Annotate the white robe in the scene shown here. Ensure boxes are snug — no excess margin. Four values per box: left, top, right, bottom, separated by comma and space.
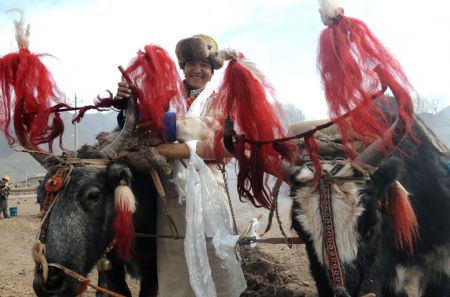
156, 82, 246, 297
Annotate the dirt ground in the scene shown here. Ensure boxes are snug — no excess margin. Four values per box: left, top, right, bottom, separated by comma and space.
0, 190, 318, 297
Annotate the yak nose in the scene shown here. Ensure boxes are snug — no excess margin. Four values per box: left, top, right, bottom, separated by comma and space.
33, 266, 64, 297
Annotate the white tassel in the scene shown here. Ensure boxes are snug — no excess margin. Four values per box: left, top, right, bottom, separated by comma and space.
7, 9, 30, 49
218, 48, 240, 61
318, 0, 343, 26
114, 184, 136, 213
219, 48, 268, 86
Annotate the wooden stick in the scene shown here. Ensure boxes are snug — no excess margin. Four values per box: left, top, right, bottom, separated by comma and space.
48, 263, 126, 297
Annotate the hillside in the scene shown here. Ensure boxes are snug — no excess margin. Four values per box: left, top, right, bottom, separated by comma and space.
2, 108, 450, 182
0, 111, 117, 181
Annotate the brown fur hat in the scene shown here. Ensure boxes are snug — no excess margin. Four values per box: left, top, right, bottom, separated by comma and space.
175, 34, 224, 70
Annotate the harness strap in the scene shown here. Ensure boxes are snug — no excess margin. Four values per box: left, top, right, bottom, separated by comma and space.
319, 179, 349, 296
149, 168, 180, 239
39, 165, 73, 242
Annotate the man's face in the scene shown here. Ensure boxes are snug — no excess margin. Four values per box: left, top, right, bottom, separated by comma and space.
183, 59, 213, 90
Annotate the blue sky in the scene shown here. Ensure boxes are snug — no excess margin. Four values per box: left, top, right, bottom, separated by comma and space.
0, 0, 449, 120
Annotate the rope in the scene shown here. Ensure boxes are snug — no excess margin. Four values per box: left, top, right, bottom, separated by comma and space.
135, 233, 302, 245
47, 263, 126, 297
221, 166, 239, 235
260, 178, 301, 248
32, 242, 49, 284
261, 178, 282, 237
241, 88, 387, 146
275, 193, 293, 248
32, 240, 126, 297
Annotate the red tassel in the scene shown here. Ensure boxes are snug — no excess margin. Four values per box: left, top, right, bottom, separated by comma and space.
124, 45, 185, 137
389, 181, 419, 255
235, 139, 271, 208
35, 105, 68, 152
304, 134, 322, 182
0, 48, 62, 149
210, 57, 288, 209
113, 208, 135, 258
73, 91, 125, 124
318, 13, 415, 157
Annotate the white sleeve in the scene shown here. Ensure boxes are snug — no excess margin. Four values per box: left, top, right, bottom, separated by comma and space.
176, 116, 215, 142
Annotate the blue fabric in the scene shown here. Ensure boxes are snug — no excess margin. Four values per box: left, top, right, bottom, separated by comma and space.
163, 112, 177, 142
447, 161, 450, 173
117, 111, 125, 129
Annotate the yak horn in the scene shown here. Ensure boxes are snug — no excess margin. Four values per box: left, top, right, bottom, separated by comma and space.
101, 93, 137, 160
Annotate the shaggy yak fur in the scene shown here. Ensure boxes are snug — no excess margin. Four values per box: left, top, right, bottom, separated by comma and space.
290, 118, 450, 297
32, 132, 167, 297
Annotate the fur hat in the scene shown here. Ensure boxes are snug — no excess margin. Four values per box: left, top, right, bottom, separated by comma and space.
175, 34, 224, 70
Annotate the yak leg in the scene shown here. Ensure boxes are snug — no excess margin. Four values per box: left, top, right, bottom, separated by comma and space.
299, 237, 333, 296
96, 251, 132, 297
135, 238, 158, 297
358, 258, 409, 297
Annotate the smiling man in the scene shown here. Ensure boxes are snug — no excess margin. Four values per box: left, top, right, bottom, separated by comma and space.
114, 34, 247, 297
159, 34, 246, 297
175, 34, 223, 111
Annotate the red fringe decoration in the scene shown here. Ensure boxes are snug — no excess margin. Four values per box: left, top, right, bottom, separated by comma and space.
72, 91, 125, 124
272, 141, 300, 165
124, 45, 185, 137
233, 136, 271, 208
304, 134, 322, 182
0, 48, 62, 149
113, 208, 135, 258
318, 14, 415, 157
210, 59, 289, 209
388, 182, 419, 255
34, 103, 70, 152
76, 279, 90, 295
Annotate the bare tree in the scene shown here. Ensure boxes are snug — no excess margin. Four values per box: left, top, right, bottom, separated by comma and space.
415, 97, 445, 114
277, 102, 306, 126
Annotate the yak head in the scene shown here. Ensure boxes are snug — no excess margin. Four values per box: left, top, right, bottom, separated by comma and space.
288, 102, 419, 296
23, 98, 156, 296
33, 161, 135, 297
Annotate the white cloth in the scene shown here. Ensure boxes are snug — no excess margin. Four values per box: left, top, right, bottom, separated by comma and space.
184, 141, 246, 297
186, 82, 214, 117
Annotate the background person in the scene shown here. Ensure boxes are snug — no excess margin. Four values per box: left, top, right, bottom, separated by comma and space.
0, 175, 11, 219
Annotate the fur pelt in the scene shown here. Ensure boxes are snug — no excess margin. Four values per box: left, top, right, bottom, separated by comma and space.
175, 34, 224, 69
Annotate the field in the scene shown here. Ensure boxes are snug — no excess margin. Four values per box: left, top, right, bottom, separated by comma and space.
0, 191, 318, 297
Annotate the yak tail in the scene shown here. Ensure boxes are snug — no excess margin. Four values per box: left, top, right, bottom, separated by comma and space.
389, 181, 419, 255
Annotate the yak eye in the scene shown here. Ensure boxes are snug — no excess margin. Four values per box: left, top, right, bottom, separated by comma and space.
352, 168, 364, 178
86, 188, 102, 201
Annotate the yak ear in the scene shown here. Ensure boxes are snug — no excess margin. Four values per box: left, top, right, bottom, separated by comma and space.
370, 157, 403, 193
371, 158, 418, 254
106, 163, 136, 259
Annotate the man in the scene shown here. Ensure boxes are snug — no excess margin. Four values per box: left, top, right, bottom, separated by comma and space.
115, 34, 246, 297
0, 175, 11, 219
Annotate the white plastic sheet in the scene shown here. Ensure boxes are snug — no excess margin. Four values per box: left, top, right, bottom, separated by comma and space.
184, 141, 247, 297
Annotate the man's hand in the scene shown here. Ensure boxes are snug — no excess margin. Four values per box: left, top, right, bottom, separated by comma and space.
113, 82, 134, 101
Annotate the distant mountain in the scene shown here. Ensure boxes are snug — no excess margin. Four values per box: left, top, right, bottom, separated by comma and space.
437, 106, 450, 119
0, 111, 118, 181
2, 107, 450, 182
418, 111, 450, 149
